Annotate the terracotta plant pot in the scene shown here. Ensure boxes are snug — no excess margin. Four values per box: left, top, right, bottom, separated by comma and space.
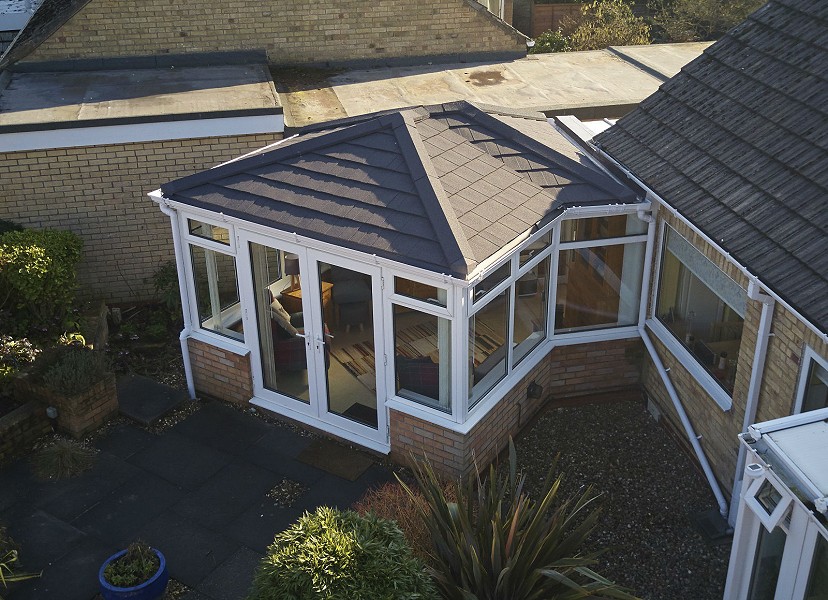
98, 548, 169, 600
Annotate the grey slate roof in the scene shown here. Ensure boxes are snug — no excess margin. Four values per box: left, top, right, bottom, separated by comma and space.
594, 0, 828, 334
162, 101, 639, 279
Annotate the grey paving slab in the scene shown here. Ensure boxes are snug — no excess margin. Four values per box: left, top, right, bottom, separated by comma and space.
196, 547, 262, 600
91, 421, 156, 459
138, 512, 241, 590
171, 401, 271, 455
126, 431, 232, 490
241, 425, 314, 460
4, 536, 117, 600
117, 374, 189, 426
36, 452, 140, 522
71, 473, 186, 547
4, 508, 87, 568
223, 499, 304, 554
172, 461, 280, 530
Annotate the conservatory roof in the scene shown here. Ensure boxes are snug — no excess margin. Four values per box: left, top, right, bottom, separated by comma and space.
161, 101, 640, 279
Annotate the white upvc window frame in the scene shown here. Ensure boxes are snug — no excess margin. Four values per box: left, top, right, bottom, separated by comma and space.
647, 222, 746, 411
793, 345, 828, 414
180, 212, 247, 349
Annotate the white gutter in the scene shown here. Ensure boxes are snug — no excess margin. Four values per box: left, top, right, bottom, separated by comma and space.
728, 281, 776, 524
150, 189, 197, 400
639, 326, 730, 517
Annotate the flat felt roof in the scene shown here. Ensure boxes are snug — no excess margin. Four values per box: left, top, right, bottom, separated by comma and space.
0, 64, 281, 131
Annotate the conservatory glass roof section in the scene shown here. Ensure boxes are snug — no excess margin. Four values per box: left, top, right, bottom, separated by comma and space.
161, 101, 640, 279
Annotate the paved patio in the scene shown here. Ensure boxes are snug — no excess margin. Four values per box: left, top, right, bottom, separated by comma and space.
0, 400, 392, 600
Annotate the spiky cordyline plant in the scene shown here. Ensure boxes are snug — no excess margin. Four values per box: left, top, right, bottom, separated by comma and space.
399, 439, 639, 600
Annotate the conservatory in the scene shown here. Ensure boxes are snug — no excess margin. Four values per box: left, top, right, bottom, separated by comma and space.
724, 408, 828, 599
150, 102, 648, 470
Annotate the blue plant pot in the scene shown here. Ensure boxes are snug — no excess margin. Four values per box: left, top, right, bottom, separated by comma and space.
98, 548, 169, 600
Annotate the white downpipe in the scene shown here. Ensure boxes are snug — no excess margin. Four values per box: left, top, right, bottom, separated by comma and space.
728, 280, 775, 525
157, 198, 197, 400
640, 326, 730, 517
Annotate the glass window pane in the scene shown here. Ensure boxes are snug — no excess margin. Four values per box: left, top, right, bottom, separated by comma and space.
394, 277, 447, 306
656, 240, 744, 394
802, 359, 828, 413
473, 262, 511, 303
519, 230, 552, 267
190, 245, 243, 341
560, 214, 646, 242
513, 255, 549, 366
188, 219, 230, 245
469, 289, 509, 408
250, 242, 308, 402
555, 242, 645, 332
804, 534, 828, 599
747, 525, 787, 600
394, 307, 451, 413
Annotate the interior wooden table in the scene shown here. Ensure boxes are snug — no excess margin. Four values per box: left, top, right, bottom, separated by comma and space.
280, 281, 334, 324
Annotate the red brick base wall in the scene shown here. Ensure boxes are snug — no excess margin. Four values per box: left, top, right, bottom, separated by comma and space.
0, 402, 52, 465
13, 372, 118, 439
390, 338, 644, 477
188, 338, 253, 404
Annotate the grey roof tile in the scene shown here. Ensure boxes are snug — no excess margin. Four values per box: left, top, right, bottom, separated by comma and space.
164, 101, 638, 279
595, 0, 828, 332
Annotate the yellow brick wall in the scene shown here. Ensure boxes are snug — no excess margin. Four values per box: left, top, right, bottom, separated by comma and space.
641, 211, 827, 494
23, 0, 525, 65
0, 133, 279, 304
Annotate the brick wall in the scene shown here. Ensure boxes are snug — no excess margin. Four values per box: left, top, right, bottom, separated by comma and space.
23, 0, 525, 67
0, 402, 51, 466
641, 211, 828, 494
0, 133, 278, 304
188, 337, 253, 404
13, 371, 118, 439
391, 337, 642, 477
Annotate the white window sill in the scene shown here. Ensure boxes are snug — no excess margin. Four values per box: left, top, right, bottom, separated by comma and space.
646, 319, 733, 411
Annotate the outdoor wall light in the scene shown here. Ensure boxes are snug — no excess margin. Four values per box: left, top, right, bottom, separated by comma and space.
745, 463, 765, 479
527, 381, 543, 399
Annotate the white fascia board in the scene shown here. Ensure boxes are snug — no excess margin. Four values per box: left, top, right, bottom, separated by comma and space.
0, 113, 284, 152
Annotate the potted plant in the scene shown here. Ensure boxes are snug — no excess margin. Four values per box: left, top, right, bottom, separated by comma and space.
98, 541, 168, 600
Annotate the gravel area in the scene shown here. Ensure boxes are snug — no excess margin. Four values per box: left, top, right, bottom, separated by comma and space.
515, 397, 731, 600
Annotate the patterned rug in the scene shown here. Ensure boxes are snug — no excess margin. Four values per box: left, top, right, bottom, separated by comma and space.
330, 320, 505, 393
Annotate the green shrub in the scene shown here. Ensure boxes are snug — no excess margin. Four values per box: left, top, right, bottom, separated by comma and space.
41, 348, 110, 396
152, 261, 181, 320
565, 0, 651, 51
249, 506, 436, 600
0, 229, 83, 331
529, 28, 572, 53
401, 440, 638, 600
103, 541, 160, 588
31, 438, 96, 480
0, 336, 40, 397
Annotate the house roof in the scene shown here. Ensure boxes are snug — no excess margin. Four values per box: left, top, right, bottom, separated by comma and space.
162, 101, 639, 279
594, 0, 828, 334
0, 0, 90, 68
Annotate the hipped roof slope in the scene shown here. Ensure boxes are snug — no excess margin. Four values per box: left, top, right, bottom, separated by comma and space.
163, 101, 639, 279
594, 0, 828, 333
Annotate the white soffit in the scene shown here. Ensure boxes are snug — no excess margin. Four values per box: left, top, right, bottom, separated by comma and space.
767, 420, 828, 498
0, 114, 285, 152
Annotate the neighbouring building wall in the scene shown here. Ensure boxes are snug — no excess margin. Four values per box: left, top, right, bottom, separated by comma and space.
21, 0, 525, 67
391, 338, 642, 476
187, 338, 254, 404
0, 133, 278, 304
641, 210, 828, 495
